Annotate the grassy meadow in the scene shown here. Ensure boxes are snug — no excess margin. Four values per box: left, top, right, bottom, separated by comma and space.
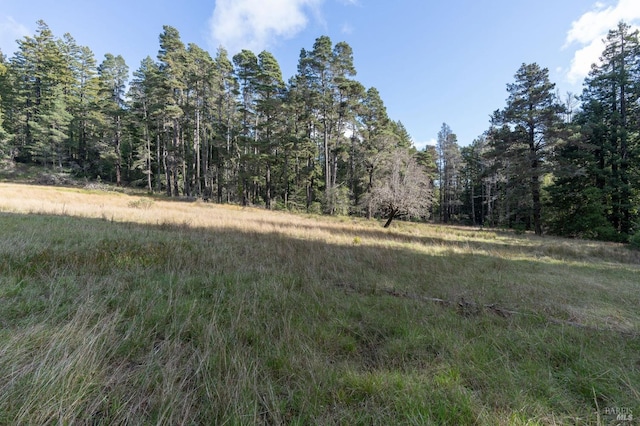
0, 182, 639, 425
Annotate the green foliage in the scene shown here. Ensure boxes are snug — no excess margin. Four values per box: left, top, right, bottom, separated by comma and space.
630, 228, 640, 250
546, 185, 619, 240
323, 185, 351, 215
307, 201, 323, 215
0, 53, 10, 158
28, 85, 73, 167
570, 22, 640, 238
1, 19, 640, 243
490, 63, 565, 236
437, 123, 463, 224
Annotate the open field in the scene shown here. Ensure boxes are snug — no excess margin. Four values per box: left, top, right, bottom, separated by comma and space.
0, 182, 639, 424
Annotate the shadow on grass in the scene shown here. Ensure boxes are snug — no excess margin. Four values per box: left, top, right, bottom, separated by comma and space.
1, 210, 639, 423
247, 216, 640, 268
2, 210, 639, 335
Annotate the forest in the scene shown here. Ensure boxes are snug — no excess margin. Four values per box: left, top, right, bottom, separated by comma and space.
0, 20, 639, 242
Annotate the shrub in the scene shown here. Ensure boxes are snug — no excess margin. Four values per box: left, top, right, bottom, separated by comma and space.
127, 198, 153, 210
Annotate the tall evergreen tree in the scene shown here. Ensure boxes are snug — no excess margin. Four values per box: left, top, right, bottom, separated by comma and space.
436, 123, 463, 223
66, 44, 101, 173
211, 47, 239, 203
491, 63, 564, 235
355, 86, 390, 215
256, 51, 285, 209
0, 52, 11, 158
296, 36, 358, 213
283, 73, 320, 210
98, 54, 129, 185
233, 49, 260, 205
157, 26, 187, 196
129, 56, 165, 192
27, 84, 72, 168
577, 22, 640, 236
9, 21, 69, 164
545, 121, 616, 239
183, 43, 215, 197
461, 136, 489, 226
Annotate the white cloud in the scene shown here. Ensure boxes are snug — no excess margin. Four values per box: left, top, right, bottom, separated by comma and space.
341, 22, 353, 35
414, 138, 436, 151
208, 0, 323, 54
564, 0, 640, 84
566, 40, 606, 84
0, 16, 30, 56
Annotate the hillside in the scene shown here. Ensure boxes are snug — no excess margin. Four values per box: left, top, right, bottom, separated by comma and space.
0, 182, 638, 424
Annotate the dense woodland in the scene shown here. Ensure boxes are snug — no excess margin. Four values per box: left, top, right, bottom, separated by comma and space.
0, 21, 639, 241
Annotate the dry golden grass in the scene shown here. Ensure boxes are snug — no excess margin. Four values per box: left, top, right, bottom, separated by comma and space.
0, 182, 372, 244
2, 183, 636, 259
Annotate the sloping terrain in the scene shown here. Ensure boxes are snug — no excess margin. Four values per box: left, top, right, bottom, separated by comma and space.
0, 183, 638, 424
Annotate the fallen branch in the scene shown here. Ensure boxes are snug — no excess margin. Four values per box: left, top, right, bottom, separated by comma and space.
377, 287, 638, 337
381, 288, 520, 317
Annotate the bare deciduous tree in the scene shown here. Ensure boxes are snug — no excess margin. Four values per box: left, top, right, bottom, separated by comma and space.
366, 149, 433, 228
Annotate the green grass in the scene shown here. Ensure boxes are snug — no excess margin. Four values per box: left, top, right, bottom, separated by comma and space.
0, 190, 639, 424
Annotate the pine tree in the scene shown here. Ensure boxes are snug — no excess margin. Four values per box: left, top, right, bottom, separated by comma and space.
233, 49, 260, 205
461, 136, 489, 226
545, 124, 615, 239
211, 47, 239, 203
9, 21, 69, 164
492, 63, 565, 235
157, 25, 187, 196
283, 73, 320, 210
28, 84, 72, 167
129, 56, 164, 192
64, 43, 101, 174
0, 52, 11, 158
255, 51, 285, 209
578, 22, 640, 236
296, 36, 358, 213
356, 87, 394, 217
183, 43, 215, 197
390, 121, 413, 149
98, 54, 129, 185
436, 123, 463, 223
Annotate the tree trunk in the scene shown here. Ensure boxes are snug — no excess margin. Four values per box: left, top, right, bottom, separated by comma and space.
265, 162, 271, 209
528, 118, 542, 235
531, 175, 542, 235
530, 153, 542, 236
366, 167, 374, 219
324, 123, 331, 201
115, 115, 122, 187
145, 121, 152, 192
383, 209, 397, 228
195, 110, 201, 196
164, 147, 171, 197
217, 158, 224, 203
471, 182, 476, 226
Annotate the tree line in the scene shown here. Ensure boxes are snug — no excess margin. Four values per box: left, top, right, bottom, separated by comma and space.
0, 20, 638, 241
436, 22, 640, 243
0, 21, 432, 227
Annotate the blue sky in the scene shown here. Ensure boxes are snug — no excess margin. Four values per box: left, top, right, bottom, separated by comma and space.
1, 0, 640, 149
